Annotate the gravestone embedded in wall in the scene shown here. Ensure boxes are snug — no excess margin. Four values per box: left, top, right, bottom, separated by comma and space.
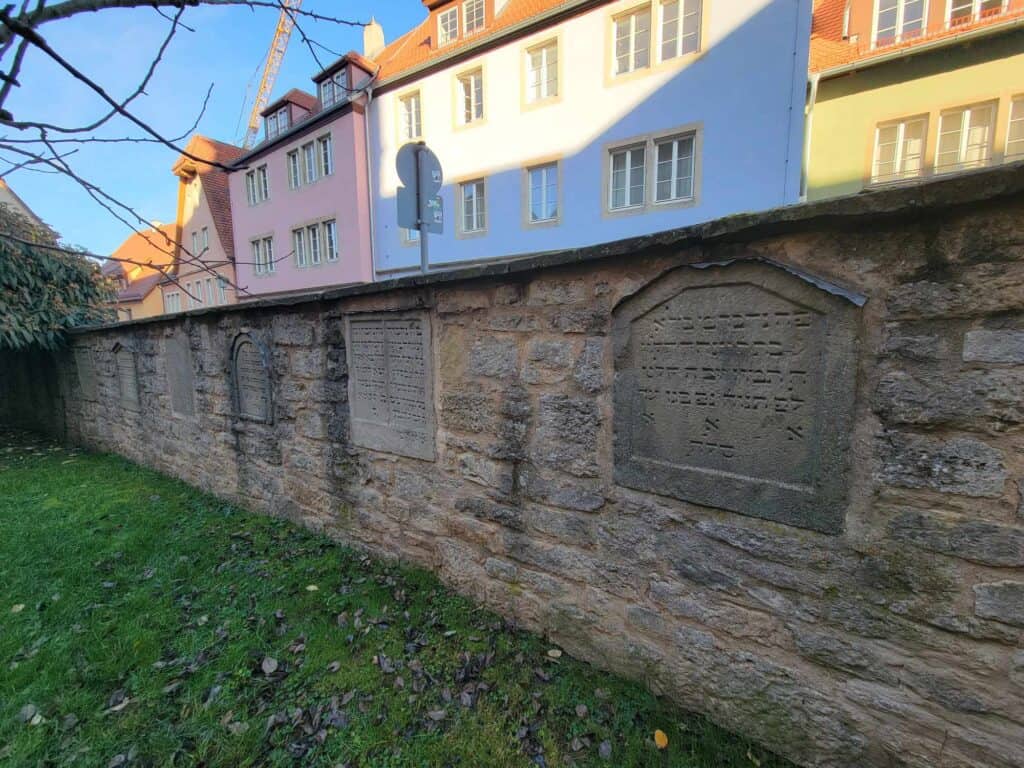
74, 346, 97, 401
165, 332, 195, 417
344, 311, 435, 461
113, 342, 141, 412
232, 334, 271, 423
612, 261, 860, 534
113, 344, 141, 415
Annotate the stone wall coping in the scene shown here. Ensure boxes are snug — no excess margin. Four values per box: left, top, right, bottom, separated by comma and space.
74, 161, 1024, 336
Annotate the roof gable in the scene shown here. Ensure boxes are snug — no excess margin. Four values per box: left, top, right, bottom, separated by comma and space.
173, 135, 245, 262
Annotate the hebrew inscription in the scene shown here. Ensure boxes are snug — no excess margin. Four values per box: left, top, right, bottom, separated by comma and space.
345, 312, 435, 461
233, 335, 271, 422
114, 344, 140, 412
74, 347, 97, 401
612, 261, 858, 534
165, 333, 194, 417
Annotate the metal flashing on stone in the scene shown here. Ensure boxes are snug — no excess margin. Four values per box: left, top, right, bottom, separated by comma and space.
612, 260, 859, 534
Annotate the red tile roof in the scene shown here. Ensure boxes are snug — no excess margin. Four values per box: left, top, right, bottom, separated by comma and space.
106, 224, 177, 303
261, 87, 319, 116
374, 0, 584, 83
811, 0, 1024, 73
172, 135, 245, 263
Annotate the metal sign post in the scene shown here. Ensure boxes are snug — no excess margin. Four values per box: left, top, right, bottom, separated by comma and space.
396, 141, 443, 273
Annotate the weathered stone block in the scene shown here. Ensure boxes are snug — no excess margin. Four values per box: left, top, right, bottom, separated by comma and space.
468, 335, 518, 379
527, 278, 586, 306
888, 511, 1024, 567
874, 370, 1024, 430
962, 329, 1024, 364
973, 581, 1024, 627
572, 338, 605, 394
533, 394, 600, 477
441, 391, 495, 433
549, 309, 606, 334
877, 433, 1007, 498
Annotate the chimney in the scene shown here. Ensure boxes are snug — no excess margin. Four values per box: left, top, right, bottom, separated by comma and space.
363, 17, 385, 59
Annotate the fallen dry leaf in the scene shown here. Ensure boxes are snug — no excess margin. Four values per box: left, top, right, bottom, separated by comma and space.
654, 729, 669, 750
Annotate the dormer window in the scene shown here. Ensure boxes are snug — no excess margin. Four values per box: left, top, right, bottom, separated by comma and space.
463, 0, 485, 35
265, 106, 289, 139
320, 73, 347, 108
438, 6, 458, 45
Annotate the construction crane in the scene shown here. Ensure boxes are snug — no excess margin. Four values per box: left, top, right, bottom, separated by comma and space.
242, 0, 302, 150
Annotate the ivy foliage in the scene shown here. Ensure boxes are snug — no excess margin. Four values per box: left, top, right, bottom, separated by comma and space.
0, 204, 114, 351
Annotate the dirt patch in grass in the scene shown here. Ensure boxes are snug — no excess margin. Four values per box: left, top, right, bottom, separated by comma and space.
0, 429, 793, 768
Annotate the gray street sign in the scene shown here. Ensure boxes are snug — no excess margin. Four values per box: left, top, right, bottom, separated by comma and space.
395, 141, 444, 272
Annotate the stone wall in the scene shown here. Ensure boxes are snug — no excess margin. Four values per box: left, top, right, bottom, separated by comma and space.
10, 167, 1024, 767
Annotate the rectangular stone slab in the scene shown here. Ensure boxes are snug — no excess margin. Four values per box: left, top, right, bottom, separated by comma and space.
612, 260, 859, 534
344, 311, 435, 461
165, 333, 194, 417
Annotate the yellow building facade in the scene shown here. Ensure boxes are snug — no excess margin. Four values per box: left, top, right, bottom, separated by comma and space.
807, 21, 1024, 200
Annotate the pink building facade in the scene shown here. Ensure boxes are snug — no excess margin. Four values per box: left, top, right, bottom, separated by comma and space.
228, 57, 375, 298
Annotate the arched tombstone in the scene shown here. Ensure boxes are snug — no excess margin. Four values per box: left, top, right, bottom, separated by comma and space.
612, 259, 863, 534
112, 341, 140, 412
165, 331, 195, 417
231, 333, 272, 423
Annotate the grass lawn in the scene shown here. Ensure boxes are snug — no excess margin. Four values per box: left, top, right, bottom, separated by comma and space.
0, 429, 793, 768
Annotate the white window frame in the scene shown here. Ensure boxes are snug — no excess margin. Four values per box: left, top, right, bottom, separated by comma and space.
302, 142, 317, 184
201, 227, 209, 252
400, 91, 423, 140
458, 68, 484, 125
245, 171, 257, 206
612, 5, 652, 76
608, 144, 647, 210
871, 116, 927, 183
191, 230, 199, 255
872, 0, 927, 47
287, 150, 301, 189
307, 223, 322, 265
319, 73, 347, 108
324, 219, 338, 262
653, 132, 697, 203
526, 40, 558, 104
265, 106, 289, 139
1006, 96, 1024, 161
318, 134, 333, 177
252, 236, 275, 275
254, 165, 269, 203
438, 7, 459, 46
165, 292, 181, 313
205, 277, 215, 305
463, 0, 485, 35
293, 227, 307, 267
459, 179, 487, 235
217, 277, 228, 304
658, 0, 703, 62
947, 0, 1005, 26
935, 102, 996, 173
526, 162, 560, 224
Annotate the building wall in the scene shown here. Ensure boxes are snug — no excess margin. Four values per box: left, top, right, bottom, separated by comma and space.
369, 0, 812, 274
117, 289, 167, 322
162, 173, 237, 311
229, 106, 373, 297
24, 168, 1024, 768
807, 29, 1024, 200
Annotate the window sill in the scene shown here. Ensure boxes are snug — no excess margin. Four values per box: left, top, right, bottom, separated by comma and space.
456, 228, 488, 240
522, 95, 561, 113
523, 216, 561, 230
453, 118, 487, 132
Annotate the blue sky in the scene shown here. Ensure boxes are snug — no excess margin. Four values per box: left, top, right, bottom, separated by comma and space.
2, 1, 425, 254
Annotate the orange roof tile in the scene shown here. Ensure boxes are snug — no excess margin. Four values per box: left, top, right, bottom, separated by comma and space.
262, 88, 319, 116
374, 0, 586, 84
810, 0, 1024, 74
173, 135, 245, 263
107, 223, 176, 303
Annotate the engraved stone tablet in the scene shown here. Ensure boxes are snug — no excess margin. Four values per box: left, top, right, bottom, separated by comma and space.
232, 335, 271, 422
165, 333, 194, 417
612, 261, 858, 534
345, 312, 435, 461
114, 344, 140, 412
74, 347, 97, 401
